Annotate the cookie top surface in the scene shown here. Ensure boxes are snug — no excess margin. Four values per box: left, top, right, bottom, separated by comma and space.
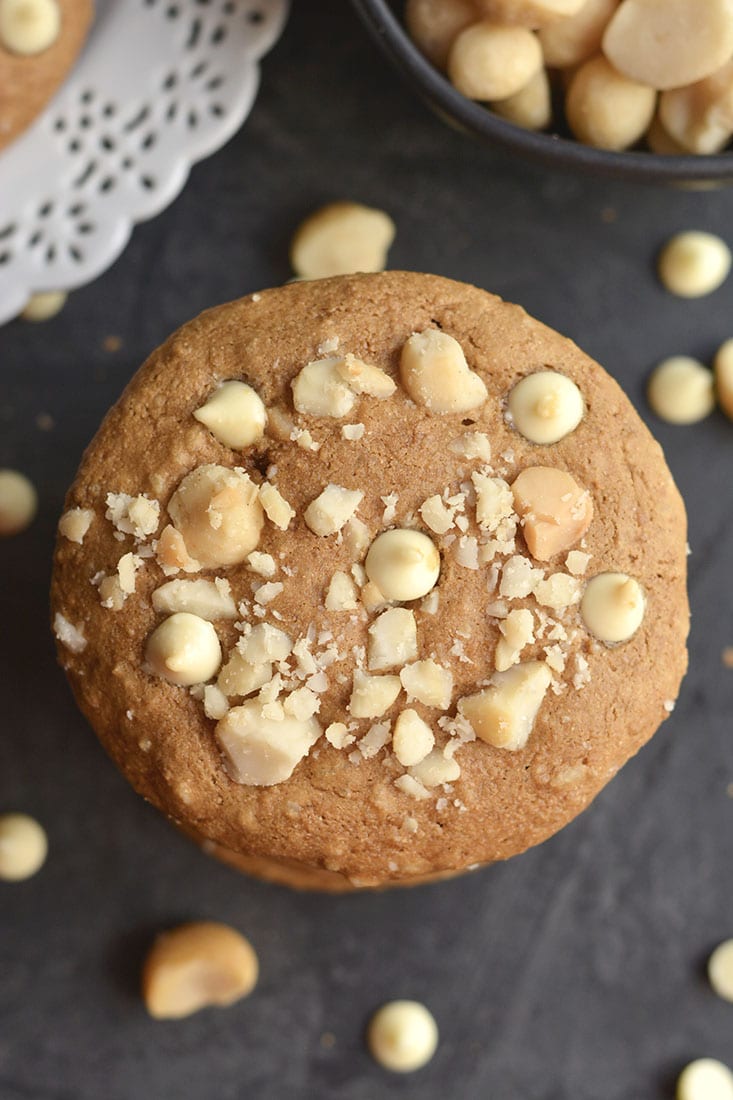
51, 271, 689, 887
0, 0, 93, 153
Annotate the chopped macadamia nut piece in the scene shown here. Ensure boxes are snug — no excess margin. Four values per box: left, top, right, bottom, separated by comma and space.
142, 921, 258, 1019
472, 472, 514, 531
0, 0, 60, 55
368, 999, 439, 1073
146, 612, 222, 686
246, 551, 276, 578
365, 529, 440, 601
349, 669, 401, 718
646, 113, 687, 155
392, 709, 435, 767
714, 339, 733, 421
448, 21, 543, 101
479, 0, 587, 24
167, 465, 263, 568
58, 507, 93, 544
401, 329, 488, 414
507, 371, 584, 444
203, 684, 229, 720
448, 431, 492, 462
657, 232, 731, 298
193, 381, 267, 449
361, 580, 391, 613
304, 484, 363, 537
335, 354, 396, 398
512, 466, 593, 560
708, 940, 733, 1003
216, 699, 321, 785
676, 1059, 733, 1100
258, 482, 295, 531
53, 612, 86, 653
325, 722, 355, 749
106, 492, 160, 540
292, 358, 358, 418
566, 55, 656, 151
0, 469, 37, 535
566, 549, 591, 575
358, 721, 392, 759
410, 748, 461, 787
499, 554, 542, 598
117, 551, 141, 594
367, 608, 418, 670
420, 495, 456, 535
581, 572, 644, 643
400, 660, 453, 709
603, 0, 733, 91
539, 0, 618, 68
21, 289, 67, 320
284, 687, 321, 722
405, 0, 478, 69
459, 661, 551, 750
156, 524, 201, 574
253, 581, 283, 606
343, 516, 371, 559
495, 608, 535, 671
647, 357, 715, 424
492, 67, 552, 131
659, 62, 733, 155
152, 579, 237, 620
342, 423, 365, 441
0, 813, 48, 881
394, 774, 432, 800
218, 653, 272, 698
238, 624, 292, 664
99, 574, 126, 611
535, 572, 582, 609
325, 570, 359, 611
290, 201, 395, 279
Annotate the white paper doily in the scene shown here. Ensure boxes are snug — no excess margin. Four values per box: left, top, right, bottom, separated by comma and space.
0, 0, 289, 324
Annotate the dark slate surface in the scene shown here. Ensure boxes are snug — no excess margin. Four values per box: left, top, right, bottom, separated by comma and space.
2, 3, 733, 1098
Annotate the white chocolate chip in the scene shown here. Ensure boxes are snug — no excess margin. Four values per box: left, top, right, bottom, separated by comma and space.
495, 608, 535, 671
400, 660, 453, 709
304, 484, 363, 537
0, 469, 37, 535
534, 572, 582, 609
400, 329, 488, 415
459, 661, 552, 751
708, 940, 733, 1003
448, 431, 492, 462
193, 381, 267, 449
392, 709, 435, 767
20, 289, 67, 320
325, 570, 359, 611
367, 608, 418, 671
146, 612, 222, 686
0, 0, 61, 56
292, 358, 358, 418
676, 1059, 733, 1100
539, 0, 618, 68
152, 579, 237, 620
335, 354, 397, 398
368, 999, 439, 1073
658, 232, 731, 298
603, 0, 733, 91
365, 529, 440, 602
349, 669, 401, 718
647, 357, 715, 424
246, 551, 277, 578
106, 492, 160, 540
258, 481, 295, 530
581, 572, 644, 643
0, 813, 48, 881
566, 55, 656, 151
290, 202, 395, 279
405, 0, 477, 69
53, 611, 86, 653
58, 507, 93, 545
507, 371, 584, 444
714, 339, 733, 422
472, 472, 514, 531
448, 21, 543, 101
217, 653, 272, 698
512, 466, 593, 560
167, 466, 262, 568
409, 748, 460, 787
216, 699, 321, 785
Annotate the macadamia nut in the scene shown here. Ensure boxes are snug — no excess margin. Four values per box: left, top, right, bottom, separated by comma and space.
399, 659, 453, 709
566, 55, 656, 151
290, 201, 395, 279
142, 921, 258, 1019
216, 698, 322, 785
368, 1000, 439, 1073
400, 329, 487, 414
495, 607, 535, 671
492, 67, 552, 130
292, 358, 358, 418
152, 579, 237, 621
58, 507, 93, 545
365, 529, 440, 602
304, 484, 364, 537
459, 660, 551, 750
409, 748, 461, 787
539, 0, 618, 68
193, 381, 267, 449
0, 0, 60, 56
708, 940, 733, 1003
580, 572, 644, 643
477, 0, 586, 26
20, 289, 67, 320
659, 62, 733, 155
335, 354, 397, 398
168, 464, 264, 568
0, 469, 37, 535
507, 370, 584, 444
349, 669, 402, 718
676, 1059, 733, 1100
392, 709, 435, 767
647, 356, 715, 424
405, 0, 478, 69
448, 20, 543, 101
367, 608, 418, 670
512, 466, 593, 560
0, 813, 47, 881
658, 232, 731, 298
146, 612, 222, 686
714, 339, 733, 421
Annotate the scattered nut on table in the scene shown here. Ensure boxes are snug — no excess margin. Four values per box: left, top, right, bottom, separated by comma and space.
290, 201, 395, 280
142, 921, 259, 1019
676, 1058, 733, 1100
20, 290, 67, 321
647, 357, 716, 425
0, 469, 37, 536
714, 339, 733, 421
0, 813, 48, 881
367, 1000, 439, 1073
708, 940, 733, 1003
658, 232, 732, 298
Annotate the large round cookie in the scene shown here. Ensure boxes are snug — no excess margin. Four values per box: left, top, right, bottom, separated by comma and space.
0, 0, 93, 153
51, 272, 689, 890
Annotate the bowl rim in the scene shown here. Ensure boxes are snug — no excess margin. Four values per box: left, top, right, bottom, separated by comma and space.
350, 0, 733, 183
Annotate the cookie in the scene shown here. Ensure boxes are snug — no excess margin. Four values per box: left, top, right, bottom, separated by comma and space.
51, 272, 689, 890
0, 0, 93, 153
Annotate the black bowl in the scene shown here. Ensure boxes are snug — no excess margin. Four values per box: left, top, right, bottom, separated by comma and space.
351, 0, 733, 184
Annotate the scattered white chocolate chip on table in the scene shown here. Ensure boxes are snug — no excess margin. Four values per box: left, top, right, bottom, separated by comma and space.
647, 357, 716, 425
714, 339, 733, 422
367, 1000, 439, 1073
0, 469, 37, 535
0, 0, 60, 56
658, 232, 732, 299
676, 1059, 733, 1100
0, 813, 48, 881
20, 289, 67, 321
142, 921, 258, 1019
708, 940, 733, 1003
290, 201, 395, 280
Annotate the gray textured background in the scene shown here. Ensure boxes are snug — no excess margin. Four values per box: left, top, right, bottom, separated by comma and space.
2, 3, 733, 1098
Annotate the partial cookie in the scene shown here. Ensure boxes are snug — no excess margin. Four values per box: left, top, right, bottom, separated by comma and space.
51, 272, 689, 890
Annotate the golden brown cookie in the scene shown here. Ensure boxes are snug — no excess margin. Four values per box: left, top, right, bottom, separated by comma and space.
0, 0, 93, 153
51, 272, 689, 890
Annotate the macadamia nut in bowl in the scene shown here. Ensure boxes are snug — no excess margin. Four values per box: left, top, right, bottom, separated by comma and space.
52, 272, 689, 891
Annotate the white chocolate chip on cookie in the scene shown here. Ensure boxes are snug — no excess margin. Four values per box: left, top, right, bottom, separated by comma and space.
0, 0, 61, 56
392, 709, 435, 767
365, 529, 440, 602
400, 329, 488, 414
146, 612, 222, 686
193, 381, 267, 449
507, 371, 584, 444
581, 572, 645, 643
